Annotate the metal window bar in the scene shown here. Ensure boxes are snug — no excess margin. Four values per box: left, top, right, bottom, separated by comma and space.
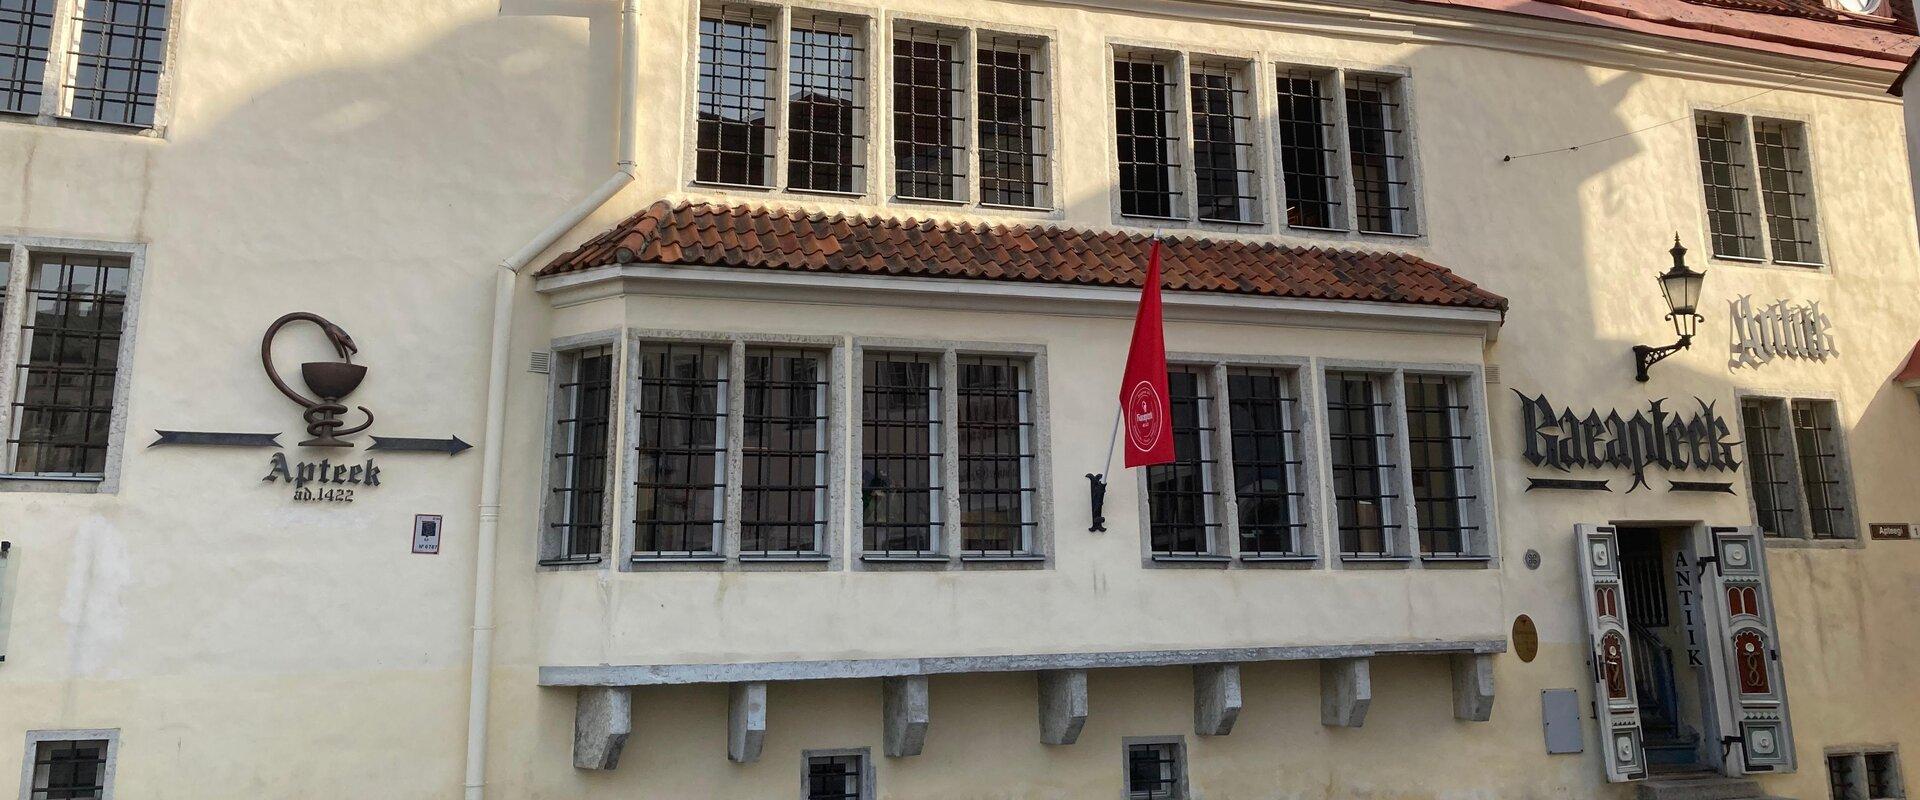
633, 342, 729, 557
1832, 755, 1864, 800
787, 13, 865, 194
1325, 371, 1399, 557
65, 0, 168, 127
1147, 367, 1218, 556
1741, 399, 1799, 537
806, 754, 864, 800
1189, 60, 1256, 223
1696, 113, 1761, 259
28, 739, 108, 800
1226, 367, 1304, 557
1114, 54, 1182, 218
957, 355, 1035, 556
1275, 68, 1342, 230
8, 253, 126, 477
1403, 374, 1477, 557
546, 348, 615, 564
977, 35, 1049, 209
1126, 743, 1183, 800
0, 0, 53, 115
1345, 75, 1411, 234
741, 347, 829, 555
892, 25, 966, 201
1791, 399, 1849, 539
1865, 752, 1902, 800
696, 5, 777, 187
1753, 119, 1820, 264
862, 351, 943, 556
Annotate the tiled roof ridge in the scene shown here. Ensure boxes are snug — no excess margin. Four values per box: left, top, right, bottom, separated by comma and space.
539, 199, 1510, 312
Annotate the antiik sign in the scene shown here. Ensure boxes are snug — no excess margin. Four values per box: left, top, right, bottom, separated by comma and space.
1516, 392, 1740, 492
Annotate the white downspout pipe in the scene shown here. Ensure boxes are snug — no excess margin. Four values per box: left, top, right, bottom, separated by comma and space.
463, 1, 640, 797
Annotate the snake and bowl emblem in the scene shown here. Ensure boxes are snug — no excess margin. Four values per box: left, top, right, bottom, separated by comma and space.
261, 312, 374, 447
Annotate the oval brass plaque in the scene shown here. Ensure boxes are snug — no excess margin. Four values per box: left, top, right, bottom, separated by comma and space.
1512, 614, 1539, 663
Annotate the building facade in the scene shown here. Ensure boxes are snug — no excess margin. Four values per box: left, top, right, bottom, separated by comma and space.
1, 0, 1918, 797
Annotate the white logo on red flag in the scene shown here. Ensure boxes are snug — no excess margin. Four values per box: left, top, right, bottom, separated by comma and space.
1125, 380, 1165, 454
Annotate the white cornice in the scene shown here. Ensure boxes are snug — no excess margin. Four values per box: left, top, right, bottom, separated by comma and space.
534, 264, 1507, 341
1054, 0, 1906, 100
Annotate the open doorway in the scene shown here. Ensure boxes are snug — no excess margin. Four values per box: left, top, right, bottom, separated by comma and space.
1617, 526, 1709, 772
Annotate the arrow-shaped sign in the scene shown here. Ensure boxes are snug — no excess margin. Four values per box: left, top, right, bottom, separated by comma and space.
151, 430, 282, 448
368, 435, 472, 455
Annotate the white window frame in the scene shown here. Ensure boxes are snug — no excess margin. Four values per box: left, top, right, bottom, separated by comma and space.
1269, 59, 1424, 240
1139, 357, 1494, 570
621, 331, 846, 571
1737, 391, 1861, 546
0, 237, 144, 494
538, 331, 623, 569
1692, 109, 1826, 269
852, 337, 1050, 570
18, 729, 119, 800
1, 0, 183, 135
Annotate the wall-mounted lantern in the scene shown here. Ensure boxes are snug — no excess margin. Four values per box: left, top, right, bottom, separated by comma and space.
1632, 238, 1707, 382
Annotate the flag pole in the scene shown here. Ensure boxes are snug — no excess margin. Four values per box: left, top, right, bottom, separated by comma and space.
1088, 231, 1163, 533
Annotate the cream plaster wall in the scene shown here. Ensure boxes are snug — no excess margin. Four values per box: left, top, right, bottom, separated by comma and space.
0, 0, 1916, 797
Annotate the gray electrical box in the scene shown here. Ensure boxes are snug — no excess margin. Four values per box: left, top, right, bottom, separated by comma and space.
1542, 689, 1583, 754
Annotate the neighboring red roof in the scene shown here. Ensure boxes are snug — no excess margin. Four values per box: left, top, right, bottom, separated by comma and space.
1895, 339, 1920, 383
1411, 0, 1916, 69
539, 201, 1510, 312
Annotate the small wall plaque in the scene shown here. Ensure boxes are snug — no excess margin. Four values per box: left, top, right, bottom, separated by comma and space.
1870, 523, 1912, 541
412, 514, 443, 554
1542, 689, 1583, 754
1512, 615, 1539, 663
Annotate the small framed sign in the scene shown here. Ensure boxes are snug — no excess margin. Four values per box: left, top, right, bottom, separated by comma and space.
1870, 523, 1912, 541
412, 514, 443, 554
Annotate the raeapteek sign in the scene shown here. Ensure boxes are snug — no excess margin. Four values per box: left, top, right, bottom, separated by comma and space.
1516, 391, 1740, 492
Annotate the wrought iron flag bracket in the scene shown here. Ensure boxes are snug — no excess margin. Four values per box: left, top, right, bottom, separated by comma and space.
1086, 473, 1108, 532
261, 312, 374, 447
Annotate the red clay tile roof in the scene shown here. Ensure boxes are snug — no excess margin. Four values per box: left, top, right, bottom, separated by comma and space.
538, 201, 1509, 312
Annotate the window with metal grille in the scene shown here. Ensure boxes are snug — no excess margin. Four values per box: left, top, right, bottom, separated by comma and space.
1275, 68, 1341, 230
957, 355, 1035, 556
64, 0, 167, 127
1147, 367, 1217, 556
892, 24, 966, 201
0, 0, 53, 115
1741, 398, 1800, 537
696, 5, 778, 187
1345, 74, 1412, 234
633, 342, 728, 557
741, 347, 829, 555
1791, 399, 1851, 539
1830, 750, 1907, 800
1114, 53, 1182, 218
1866, 751, 1906, 800
8, 252, 127, 477
977, 35, 1048, 208
862, 351, 943, 556
544, 347, 614, 564
1696, 113, 1761, 260
1226, 366, 1303, 557
1753, 118, 1820, 264
787, 13, 865, 194
1404, 374, 1477, 557
805, 751, 869, 800
26, 737, 109, 800
1126, 740, 1185, 800
1326, 371, 1398, 557
1189, 60, 1256, 223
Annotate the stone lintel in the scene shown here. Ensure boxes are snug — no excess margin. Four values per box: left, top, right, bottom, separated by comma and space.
574, 686, 632, 770
1193, 663, 1243, 736
1320, 658, 1372, 728
1037, 669, 1089, 745
1450, 653, 1496, 722
728, 682, 768, 762
883, 675, 930, 757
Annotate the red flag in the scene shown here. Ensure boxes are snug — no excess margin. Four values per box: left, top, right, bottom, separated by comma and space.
1121, 239, 1175, 468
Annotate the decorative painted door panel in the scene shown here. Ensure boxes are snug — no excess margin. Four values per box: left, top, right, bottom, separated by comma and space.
1577, 524, 1647, 782
1705, 526, 1796, 774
